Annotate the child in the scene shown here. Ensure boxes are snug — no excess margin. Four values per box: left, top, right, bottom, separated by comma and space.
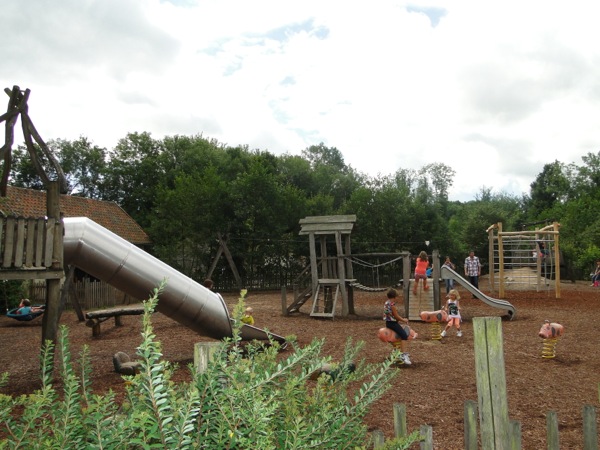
16, 299, 43, 315
441, 289, 462, 337
591, 260, 600, 287
413, 251, 429, 295
383, 288, 411, 365
442, 256, 456, 294
241, 306, 254, 325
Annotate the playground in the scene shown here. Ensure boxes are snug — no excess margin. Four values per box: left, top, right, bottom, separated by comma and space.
1, 274, 598, 449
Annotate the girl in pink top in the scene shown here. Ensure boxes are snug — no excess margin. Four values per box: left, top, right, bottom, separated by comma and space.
413, 251, 430, 294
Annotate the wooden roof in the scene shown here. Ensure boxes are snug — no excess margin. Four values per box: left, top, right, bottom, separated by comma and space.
299, 215, 356, 235
0, 186, 151, 245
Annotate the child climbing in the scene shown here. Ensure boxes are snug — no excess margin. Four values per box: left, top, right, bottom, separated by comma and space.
413, 251, 430, 295
441, 289, 462, 337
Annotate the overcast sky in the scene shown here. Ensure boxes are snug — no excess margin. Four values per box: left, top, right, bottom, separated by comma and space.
3, 0, 600, 201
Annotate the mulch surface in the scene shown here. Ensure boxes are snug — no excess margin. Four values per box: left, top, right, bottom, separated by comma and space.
1, 276, 599, 449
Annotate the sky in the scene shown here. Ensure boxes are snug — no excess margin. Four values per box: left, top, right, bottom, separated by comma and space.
3, 0, 600, 201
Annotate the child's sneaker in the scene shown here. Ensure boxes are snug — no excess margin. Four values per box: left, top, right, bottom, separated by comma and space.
440, 330, 447, 337
402, 353, 412, 365
457, 331, 463, 337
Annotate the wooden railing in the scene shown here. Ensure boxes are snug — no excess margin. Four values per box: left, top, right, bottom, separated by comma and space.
372, 401, 599, 449
0, 216, 63, 279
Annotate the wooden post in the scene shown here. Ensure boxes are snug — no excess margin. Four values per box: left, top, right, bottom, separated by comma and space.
372, 430, 385, 448
41, 181, 63, 346
402, 254, 411, 318
309, 233, 318, 298
509, 420, 522, 449
420, 425, 433, 449
63, 265, 85, 321
281, 286, 288, 316
464, 399, 479, 450
498, 223, 505, 298
582, 405, 598, 450
546, 411, 559, 450
432, 249, 440, 310
393, 403, 408, 438
194, 342, 223, 373
553, 222, 561, 299
473, 316, 511, 449
488, 225, 496, 293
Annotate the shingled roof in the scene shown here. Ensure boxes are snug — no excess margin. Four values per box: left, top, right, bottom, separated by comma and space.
0, 186, 151, 245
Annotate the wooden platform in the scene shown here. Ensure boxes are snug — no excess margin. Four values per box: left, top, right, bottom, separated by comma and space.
408, 280, 435, 320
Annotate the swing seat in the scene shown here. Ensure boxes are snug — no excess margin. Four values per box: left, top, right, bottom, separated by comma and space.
6, 305, 46, 321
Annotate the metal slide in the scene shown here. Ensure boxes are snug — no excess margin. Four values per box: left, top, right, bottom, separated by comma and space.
441, 265, 516, 320
63, 217, 285, 343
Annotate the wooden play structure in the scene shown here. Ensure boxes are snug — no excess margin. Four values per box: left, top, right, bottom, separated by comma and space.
487, 221, 561, 298
0, 85, 68, 344
286, 214, 443, 321
292, 215, 357, 318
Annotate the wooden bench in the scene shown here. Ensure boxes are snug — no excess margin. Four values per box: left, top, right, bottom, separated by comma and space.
85, 306, 145, 337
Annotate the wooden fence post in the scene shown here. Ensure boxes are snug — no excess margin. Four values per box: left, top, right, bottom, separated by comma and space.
464, 399, 479, 450
393, 403, 407, 438
419, 425, 433, 449
582, 405, 598, 450
372, 429, 385, 448
509, 420, 521, 450
281, 286, 288, 316
546, 411, 559, 450
473, 316, 511, 449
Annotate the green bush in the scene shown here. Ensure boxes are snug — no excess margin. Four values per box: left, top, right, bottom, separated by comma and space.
0, 284, 419, 449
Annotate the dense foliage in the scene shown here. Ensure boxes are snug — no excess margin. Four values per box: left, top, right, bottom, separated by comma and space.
8, 134, 600, 285
0, 286, 419, 449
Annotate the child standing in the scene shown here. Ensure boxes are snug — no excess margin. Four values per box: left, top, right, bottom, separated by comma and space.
383, 288, 411, 365
441, 289, 462, 337
442, 256, 456, 294
413, 251, 430, 295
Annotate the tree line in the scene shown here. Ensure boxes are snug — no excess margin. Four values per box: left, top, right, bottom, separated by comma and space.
8, 132, 600, 288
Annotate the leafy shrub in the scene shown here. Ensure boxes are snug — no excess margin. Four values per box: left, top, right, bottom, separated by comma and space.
0, 284, 419, 449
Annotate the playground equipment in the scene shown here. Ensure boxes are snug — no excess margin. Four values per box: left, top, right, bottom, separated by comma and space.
377, 326, 417, 365
441, 265, 516, 319
539, 320, 565, 359
419, 310, 448, 340
63, 217, 285, 344
487, 222, 560, 298
402, 251, 442, 320
6, 304, 45, 322
292, 215, 357, 318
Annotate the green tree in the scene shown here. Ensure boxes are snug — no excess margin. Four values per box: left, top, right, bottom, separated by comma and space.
102, 132, 165, 228
54, 137, 108, 198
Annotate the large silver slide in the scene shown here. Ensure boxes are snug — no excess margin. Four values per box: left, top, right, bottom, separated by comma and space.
441, 265, 516, 320
63, 217, 285, 343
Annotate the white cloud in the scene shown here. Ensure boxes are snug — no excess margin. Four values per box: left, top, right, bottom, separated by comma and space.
2, 0, 600, 201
